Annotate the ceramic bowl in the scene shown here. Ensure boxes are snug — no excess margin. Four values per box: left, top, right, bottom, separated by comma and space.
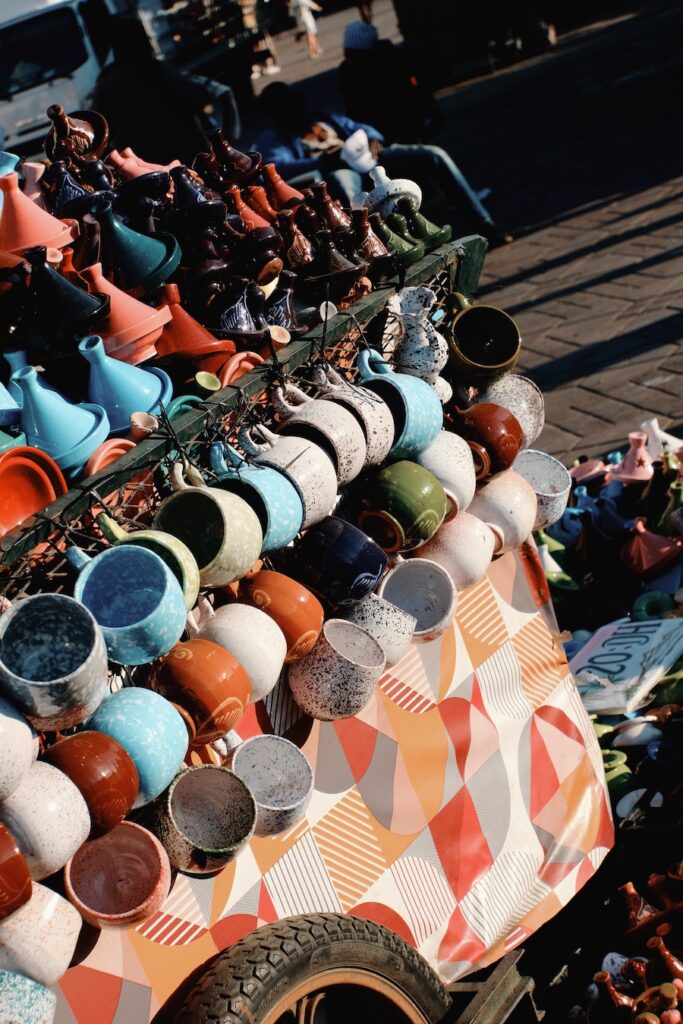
378, 558, 456, 643
152, 765, 256, 874
417, 511, 496, 591
341, 592, 416, 668
195, 603, 287, 703
288, 516, 388, 608
239, 570, 324, 663
274, 383, 367, 485
0, 882, 82, 986
0, 968, 57, 1024
354, 460, 448, 553
64, 821, 171, 928
416, 430, 477, 516
468, 469, 538, 553
476, 374, 545, 449
0, 694, 37, 802
0, 822, 32, 922
447, 302, 521, 386
512, 449, 572, 530
312, 363, 394, 465
231, 735, 313, 837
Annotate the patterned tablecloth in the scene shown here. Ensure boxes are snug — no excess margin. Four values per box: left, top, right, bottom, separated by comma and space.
56, 543, 613, 1023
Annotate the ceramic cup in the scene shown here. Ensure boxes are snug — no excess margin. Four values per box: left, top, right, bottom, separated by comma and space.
446, 292, 521, 386
512, 449, 572, 530
154, 463, 263, 586
190, 601, 287, 703
288, 619, 386, 720
310, 363, 394, 465
353, 460, 448, 553
288, 516, 388, 608
0, 593, 108, 731
0, 823, 31, 923
240, 425, 337, 530
0, 761, 91, 880
147, 638, 251, 746
42, 731, 139, 837
0, 694, 37, 802
451, 402, 523, 480
64, 820, 171, 928
416, 429, 477, 516
417, 511, 496, 591
209, 441, 304, 553
152, 765, 256, 874
273, 382, 367, 485
340, 592, 416, 668
475, 373, 545, 449
231, 735, 313, 837
238, 570, 324, 663
468, 469, 538, 553
356, 349, 443, 459
378, 558, 456, 643
0, 968, 57, 1024
67, 544, 187, 666
85, 688, 189, 805
0, 882, 82, 987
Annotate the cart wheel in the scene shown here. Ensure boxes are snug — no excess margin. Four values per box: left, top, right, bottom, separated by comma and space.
154, 913, 451, 1024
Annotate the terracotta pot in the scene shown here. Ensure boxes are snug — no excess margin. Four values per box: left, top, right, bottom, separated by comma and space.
0, 172, 75, 253
239, 570, 324, 663
476, 373, 545, 449
80, 263, 171, 365
0, 823, 31, 922
83, 437, 136, 478
452, 402, 523, 479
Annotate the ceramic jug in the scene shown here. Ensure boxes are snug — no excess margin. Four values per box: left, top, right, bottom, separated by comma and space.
360, 165, 422, 218
387, 286, 449, 385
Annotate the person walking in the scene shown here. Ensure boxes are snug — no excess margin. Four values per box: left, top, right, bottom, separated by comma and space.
288, 0, 324, 59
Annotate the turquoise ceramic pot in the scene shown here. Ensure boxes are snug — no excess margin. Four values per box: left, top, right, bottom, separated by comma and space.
0, 968, 57, 1024
79, 335, 172, 435
356, 350, 442, 459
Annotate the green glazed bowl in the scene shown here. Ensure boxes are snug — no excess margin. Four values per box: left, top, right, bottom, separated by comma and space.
355, 460, 448, 553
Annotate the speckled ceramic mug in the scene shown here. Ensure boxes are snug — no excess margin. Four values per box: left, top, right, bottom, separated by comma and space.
416, 429, 477, 516
0, 882, 82, 987
0, 694, 37, 802
0, 968, 57, 1024
309, 363, 394, 466
512, 449, 572, 530
417, 511, 496, 592
378, 558, 456, 644
340, 592, 416, 668
231, 735, 313, 837
467, 469, 538, 553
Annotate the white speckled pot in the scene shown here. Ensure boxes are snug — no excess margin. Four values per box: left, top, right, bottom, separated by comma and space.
341, 593, 416, 668
388, 286, 449, 385
378, 558, 456, 643
231, 735, 313, 837
0, 968, 57, 1024
416, 511, 496, 591
0, 695, 37, 802
0, 882, 82, 987
476, 374, 545, 449
193, 601, 287, 703
288, 619, 385, 721
417, 430, 477, 515
513, 449, 572, 530
0, 761, 91, 880
468, 469, 538, 553
309, 364, 394, 466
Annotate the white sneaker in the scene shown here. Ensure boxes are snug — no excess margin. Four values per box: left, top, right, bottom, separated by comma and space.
262, 63, 282, 75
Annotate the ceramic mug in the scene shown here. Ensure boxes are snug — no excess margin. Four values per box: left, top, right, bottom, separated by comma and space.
0, 593, 108, 731
67, 544, 187, 666
356, 349, 443, 459
288, 619, 385, 720
42, 730, 140, 837
231, 735, 313, 837
475, 373, 545, 449
0, 969, 57, 1024
0, 823, 31, 922
446, 292, 521, 386
378, 558, 456, 643
288, 516, 388, 608
240, 425, 337, 530
209, 441, 304, 552
64, 820, 171, 929
154, 463, 263, 586
273, 382, 367, 485
468, 469, 538, 553
451, 402, 524, 479
341, 592, 416, 668
353, 460, 448, 553
85, 688, 189, 805
0, 882, 82, 987
416, 511, 496, 591
0, 761, 91, 880
238, 570, 324, 663
189, 600, 287, 703
416, 429, 477, 516
309, 363, 394, 465
151, 765, 256, 874
147, 638, 251, 746
512, 449, 572, 530
0, 694, 37, 802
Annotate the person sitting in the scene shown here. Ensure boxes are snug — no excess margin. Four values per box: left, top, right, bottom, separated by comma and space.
254, 82, 512, 246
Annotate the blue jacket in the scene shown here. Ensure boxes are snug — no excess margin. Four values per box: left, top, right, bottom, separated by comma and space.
256, 112, 384, 177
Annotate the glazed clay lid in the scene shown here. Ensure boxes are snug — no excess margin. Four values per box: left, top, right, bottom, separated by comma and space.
620, 517, 683, 577
0, 456, 57, 536
570, 458, 606, 484
0, 446, 67, 497
83, 438, 136, 479
81, 263, 172, 349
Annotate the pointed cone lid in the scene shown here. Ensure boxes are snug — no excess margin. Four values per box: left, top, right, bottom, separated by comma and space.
23, 245, 109, 331
156, 283, 232, 358
621, 516, 683, 576
0, 172, 75, 252
79, 335, 172, 433
614, 431, 655, 483
80, 263, 171, 355
0, 380, 20, 426
93, 198, 180, 292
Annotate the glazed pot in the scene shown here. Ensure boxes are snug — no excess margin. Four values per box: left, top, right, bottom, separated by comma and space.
191, 601, 287, 703
451, 402, 523, 479
446, 292, 521, 386
0, 762, 91, 880
468, 469, 538, 553
239, 570, 324, 663
231, 735, 313, 837
388, 285, 449, 384
0, 969, 57, 1024
240, 425, 337, 530
416, 429, 477, 515
0, 695, 37, 802
513, 449, 572, 530
42, 731, 139, 837
340, 593, 416, 668
0, 823, 31, 922
356, 349, 442, 459
309, 363, 394, 465
0, 593, 108, 731
288, 619, 385, 720
288, 516, 388, 608
67, 544, 187, 666
353, 460, 448, 553
85, 688, 189, 805
0, 882, 82, 986
154, 463, 263, 586
378, 558, 456, 643
476, 374, 545, 449
151, 765, 256, 874
273, 382, 367, 485
209, 441, 304, 553
147, 638, 251, 746
64, 821, 171, 928
416, 511, 496, 591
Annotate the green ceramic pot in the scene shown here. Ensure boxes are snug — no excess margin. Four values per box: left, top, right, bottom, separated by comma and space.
354, 460, 448, 553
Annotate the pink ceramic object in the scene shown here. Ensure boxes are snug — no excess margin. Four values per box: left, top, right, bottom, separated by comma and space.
218, 351, 265, 387
468, 469, 538, 553
621, 517, 683, 578
64, 820, 171, 928
0, 172, 75, 253
129, 412, 159, 441
107, 148, 180, 181
570, 459, 606, 484
21, 162, 48, 210
613, 431, 655, 484
0, 881, 82, 986
416, 511, 496, 591
83, 438, 136, 478
81, 263, 171, 364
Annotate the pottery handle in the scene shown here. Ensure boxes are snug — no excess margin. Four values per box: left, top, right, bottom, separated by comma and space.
96, 512, 127, 543
170, 462, 206, 492
239, 423, 278, 456
357, 349, 391, 380
450, 291, 472, 311
271, 382, 310, 419
66, 546, 92, 573
185, 595, 215, 639
209, 442, 231, 478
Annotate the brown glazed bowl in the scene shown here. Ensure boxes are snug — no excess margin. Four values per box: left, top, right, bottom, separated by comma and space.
42, 731, 139, 837
238, 570, 325, 663
451, 402, 523, 479
0, 822, 32, 921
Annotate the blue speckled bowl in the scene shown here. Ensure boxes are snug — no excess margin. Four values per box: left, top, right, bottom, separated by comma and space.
0, 968, 57, 1023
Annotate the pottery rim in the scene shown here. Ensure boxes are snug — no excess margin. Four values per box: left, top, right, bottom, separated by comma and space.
231, 735, 313, 817
450, 304, 521, 372
165, 765, 257, 854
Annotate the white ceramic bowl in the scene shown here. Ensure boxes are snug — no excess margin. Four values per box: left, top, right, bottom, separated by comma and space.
378, 558, 456, 643
513, 449, 572, 530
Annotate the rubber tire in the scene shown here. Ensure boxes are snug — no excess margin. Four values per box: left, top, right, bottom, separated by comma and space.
153, 913, 452, 1024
